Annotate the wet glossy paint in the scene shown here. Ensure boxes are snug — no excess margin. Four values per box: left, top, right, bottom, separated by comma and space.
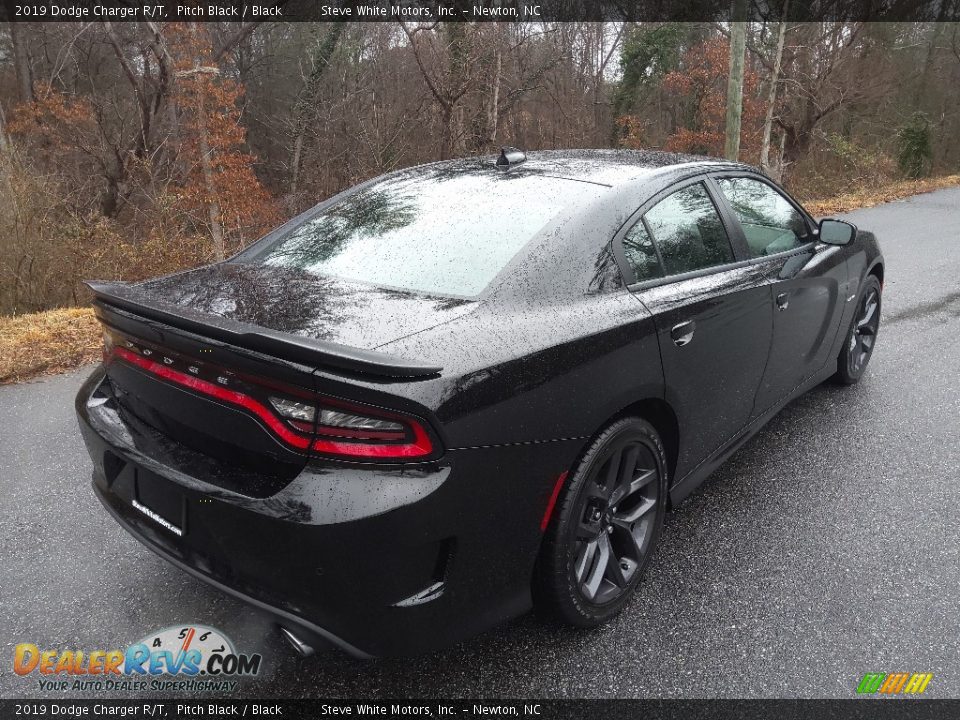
76, 150, 884, 656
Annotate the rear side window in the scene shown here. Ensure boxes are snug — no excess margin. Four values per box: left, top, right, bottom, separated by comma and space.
249, 168, 604, 297
643, 183, 734, 275
622, 220, 663, 282
716, 177, 809, 257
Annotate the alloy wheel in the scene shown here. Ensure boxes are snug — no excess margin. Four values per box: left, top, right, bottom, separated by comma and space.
571, 439, 659, 606
848, 288, 880, 376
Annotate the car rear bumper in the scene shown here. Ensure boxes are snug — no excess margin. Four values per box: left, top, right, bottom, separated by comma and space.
76, 368, 581, 657
91, 481, 374, 658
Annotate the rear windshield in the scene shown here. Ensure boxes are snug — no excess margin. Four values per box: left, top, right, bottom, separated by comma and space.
250, 167, 603, 297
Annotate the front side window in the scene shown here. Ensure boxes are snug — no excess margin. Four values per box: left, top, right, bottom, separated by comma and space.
643, 183, 735, 275
716, 177, 809, 257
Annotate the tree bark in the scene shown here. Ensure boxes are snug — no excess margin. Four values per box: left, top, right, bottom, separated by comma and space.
486, 47, 502, 148
0, 102, 8, 152
9, 18, 34, 103
187, 23, 225, 260
778, 121, 813, 183
724, 0, 748, 161
760, 3, 788, 176
444, 22, 468, 157
199, 124, 225, 261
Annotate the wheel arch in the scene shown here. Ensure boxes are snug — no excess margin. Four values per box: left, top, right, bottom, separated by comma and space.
539, 394, 680, 541
609, 398, 679, 501
532, 395, 677, 616
867, 260, 884, 288
565, 397, 679, 507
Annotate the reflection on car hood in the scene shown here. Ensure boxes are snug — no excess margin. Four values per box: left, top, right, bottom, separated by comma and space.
135, 262, 478, 350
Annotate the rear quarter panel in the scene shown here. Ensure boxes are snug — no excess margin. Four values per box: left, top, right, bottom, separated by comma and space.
367, 291, 664, 450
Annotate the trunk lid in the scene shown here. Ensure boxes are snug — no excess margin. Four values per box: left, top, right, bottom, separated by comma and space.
135, 262, 477, 350
88, 264, 451, 496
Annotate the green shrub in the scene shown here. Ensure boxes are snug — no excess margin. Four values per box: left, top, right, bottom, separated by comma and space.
897, 113, 933, 179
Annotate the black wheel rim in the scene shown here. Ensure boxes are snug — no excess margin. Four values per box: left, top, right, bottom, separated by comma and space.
848, 287, 880, 376
571, 437, 659, 606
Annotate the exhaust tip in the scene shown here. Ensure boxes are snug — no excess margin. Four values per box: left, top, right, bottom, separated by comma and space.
279, 626, 315, 658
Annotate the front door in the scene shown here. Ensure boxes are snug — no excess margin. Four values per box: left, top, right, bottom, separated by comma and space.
621, 180, 773, 483
712, 175, 849, 413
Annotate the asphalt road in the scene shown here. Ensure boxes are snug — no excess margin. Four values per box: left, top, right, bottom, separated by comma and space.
2, 187, 960, 699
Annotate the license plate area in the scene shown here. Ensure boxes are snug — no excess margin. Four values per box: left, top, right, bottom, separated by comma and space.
135, 469, 186, 537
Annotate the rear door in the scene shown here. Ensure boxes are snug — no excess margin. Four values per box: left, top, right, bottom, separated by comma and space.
615, 178, 773, 483
711, 174, 849, 414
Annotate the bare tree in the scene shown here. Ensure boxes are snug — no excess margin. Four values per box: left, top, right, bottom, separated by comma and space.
724, 0, 748, 160
400, 21, 481, 159
7, 16, 34, 102
288, 23, 344, 195
775, 22, 872, 174
760, 3, 789, 177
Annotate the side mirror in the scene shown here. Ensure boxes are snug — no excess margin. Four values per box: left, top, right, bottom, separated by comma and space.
818, 219, 856, 246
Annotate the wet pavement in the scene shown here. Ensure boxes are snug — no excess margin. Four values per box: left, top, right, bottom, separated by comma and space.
2, 187, 959, 699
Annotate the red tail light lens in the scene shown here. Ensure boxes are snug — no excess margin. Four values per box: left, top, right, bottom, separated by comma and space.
106, 332, 437, 461
312, 416, 433, 458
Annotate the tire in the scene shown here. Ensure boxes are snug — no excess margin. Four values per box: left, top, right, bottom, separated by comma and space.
835, 274, 882, 385
535, 416, 668, 627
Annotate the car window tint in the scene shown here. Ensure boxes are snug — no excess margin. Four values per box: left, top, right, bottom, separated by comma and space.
643, 183, 734, 275
716, 177, 808, 257
622, 220, 663, 282
251, 169, 605, 297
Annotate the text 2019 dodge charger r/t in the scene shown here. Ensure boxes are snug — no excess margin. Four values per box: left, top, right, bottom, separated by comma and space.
76, 149, 883, 658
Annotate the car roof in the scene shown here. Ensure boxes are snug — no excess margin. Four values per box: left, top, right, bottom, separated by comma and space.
499, 149, 752, 187
395, 149, 757, 190
351, 149, 755, 198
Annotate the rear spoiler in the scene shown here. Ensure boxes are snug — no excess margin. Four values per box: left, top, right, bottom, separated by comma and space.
86, 281, 443, 379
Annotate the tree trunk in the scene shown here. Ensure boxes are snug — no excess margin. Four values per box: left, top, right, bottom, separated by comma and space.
486, 48, 502, 148
9, 19, 34, 103
0, 103, 8, 152
916, 21, 946, 108
199, 114, 225, 261
289, 133, 306, 196
104, 21, 155, 159
100, 171, 121, 217
439, 105, 454, 160
760, 4, 789, 176
779, 123, 812, 183
188, 23, 225, 260
444, 22, 468, 158
724, 0, 748, 161
289, 24, 344, 196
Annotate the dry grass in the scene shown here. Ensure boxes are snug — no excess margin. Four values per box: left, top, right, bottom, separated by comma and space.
2, 174, 959, 385
803, 174, 960, 216
0, 307, 100, 385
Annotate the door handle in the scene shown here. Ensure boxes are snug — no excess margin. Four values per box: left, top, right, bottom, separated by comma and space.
671, 320, 695, 347
776, 292, 790, 311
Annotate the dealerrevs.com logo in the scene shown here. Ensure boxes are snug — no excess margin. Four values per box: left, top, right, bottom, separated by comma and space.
14, 625, 262, 693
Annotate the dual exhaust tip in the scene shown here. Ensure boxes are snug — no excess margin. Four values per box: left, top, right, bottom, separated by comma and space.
279, 626, 315, 658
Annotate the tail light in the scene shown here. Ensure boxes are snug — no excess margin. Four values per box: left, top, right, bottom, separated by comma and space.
266, 390, 434, 458
105, 329, 437, 461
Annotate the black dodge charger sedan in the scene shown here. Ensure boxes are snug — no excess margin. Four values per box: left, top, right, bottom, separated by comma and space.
77, 149, 883, 658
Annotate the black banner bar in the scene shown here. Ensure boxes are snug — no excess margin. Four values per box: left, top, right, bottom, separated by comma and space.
3, 699, 960, 720
1, 0, 958, 23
